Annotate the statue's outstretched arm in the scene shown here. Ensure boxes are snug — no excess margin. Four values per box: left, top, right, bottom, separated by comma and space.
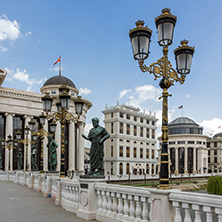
82, 134, 89, 140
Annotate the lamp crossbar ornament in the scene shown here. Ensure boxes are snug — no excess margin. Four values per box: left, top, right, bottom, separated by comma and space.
129, 8, 194, 189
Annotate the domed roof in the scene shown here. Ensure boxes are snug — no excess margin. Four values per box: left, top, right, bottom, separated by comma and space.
169, 117, 198, 126
213, 133, 222, 139
43, 75, 76, 88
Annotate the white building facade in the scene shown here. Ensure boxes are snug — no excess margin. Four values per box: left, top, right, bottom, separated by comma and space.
102, 103, 158, 176
0, 68, 92, 175
158, 117, 208, 175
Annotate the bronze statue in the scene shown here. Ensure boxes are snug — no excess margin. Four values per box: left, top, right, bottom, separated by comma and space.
47, 135, 58, 173
31, 145, 38, 171
17, 148, 23, 170
82, 117, 110, 176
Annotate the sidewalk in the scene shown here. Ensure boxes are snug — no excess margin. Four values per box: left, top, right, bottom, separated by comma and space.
0, 181, 92, 222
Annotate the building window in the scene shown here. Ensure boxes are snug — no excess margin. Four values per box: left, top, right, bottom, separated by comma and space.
119, 146, 123, 157
152, 121, 155, 126
207, 142, 210, 148
152, 129, 155, 139
146, 119, 149, 124
51, 91, 56, 94
146, 149, 149, 158
208, 150, 210, 155
126, 163, 130, 174
126, 140, 130, 143
119, 163, 123, 175
140, 118, 143, 123
134, 141, 137, 144
214, 150, 217, 155
119, 139, 123, 142
146, 142, 149, 145
127, 124, 130, 135
111, 146, 113, 157
126, 114, 130, 120
126, 147, 130, 158
134, 147, 137, 158
119, 122, 123, 134
178, 141, 185, 144
146, 128, 149, 138
134, 125, 137, 136
197, 141, 202, 144
146, 164, 149, 174
120, 112, 123, 118
188, 141, 195, 144
134, 116, 137, 121
111, 113, 113, 118
111, 162, 113, 174
111, 123, 113, 134
214, 142, 217, 147
214, 157, 217, 163
140, 127, 143, 137
152, 150, 155, 159
169, 141, 175, 144
140, 148, 143, 158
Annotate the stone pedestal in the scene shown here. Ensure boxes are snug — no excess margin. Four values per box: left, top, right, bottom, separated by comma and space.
43, 173, 60, 197
77, 176, 106, 220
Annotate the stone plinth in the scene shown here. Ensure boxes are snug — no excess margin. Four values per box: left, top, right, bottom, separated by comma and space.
77, 177, 106, 220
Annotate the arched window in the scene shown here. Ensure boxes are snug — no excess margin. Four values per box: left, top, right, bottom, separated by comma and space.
119, 163, 123, 175
146, 164, 149, 174
126, 163, 130, 174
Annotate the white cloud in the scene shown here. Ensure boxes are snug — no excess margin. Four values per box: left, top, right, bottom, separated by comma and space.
199, 118, 222, 137
186, 94, 190, 98
5, 67, 47, 90
49, 66, 63, 72
79, 88, 92, 95
0, 45, 7, 51
25, 31, 31, 37
119, 89, 132, 98
0, 15, 20, 41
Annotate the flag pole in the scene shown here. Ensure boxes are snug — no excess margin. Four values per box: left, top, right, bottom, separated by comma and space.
59, 56, 61, 76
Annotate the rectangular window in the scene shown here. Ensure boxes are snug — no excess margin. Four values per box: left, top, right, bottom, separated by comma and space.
119, 122, 123, 134
126, 147, 130, 157
119, 146, 123, 157
207, 142, 210, 148
146, 128, 149, 138
178, 141, 185, 144
127, 124, 130, 135
188, 141, 195, 144
197, 141, 202, 144
146, 149, 149, 158
214, 142, 217, 147
126, 114, 130, 120
120, 112, 123, 118
134, 147, 137, 158
140, 148, 143, 158
111, 123, 113, 134
140, 127, 143, 137
152, 129, 155, 139
169, 141, 175, 144
111, 113, 113, 118
214, 157, 217, 162
146, 119, 149, 124
152, 121, 155, 126
140, 118, 143, 123
134, 125, 137, 136
152, 150, 155, 159
111, 146, 113, 157
134, 116, 137, 121
214, 150, 217, 155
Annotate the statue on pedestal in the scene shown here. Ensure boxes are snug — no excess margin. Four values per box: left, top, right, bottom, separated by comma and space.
31, 145, 38, 171
47, 135, 58, 173
17, 148, 23, 170
82, 117, 110, 176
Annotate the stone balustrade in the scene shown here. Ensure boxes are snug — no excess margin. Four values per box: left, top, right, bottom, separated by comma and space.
0, 171, 222, 222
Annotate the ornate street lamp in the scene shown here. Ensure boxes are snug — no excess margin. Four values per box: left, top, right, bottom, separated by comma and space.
41, 83, 84, 178
129, 8, 194, 189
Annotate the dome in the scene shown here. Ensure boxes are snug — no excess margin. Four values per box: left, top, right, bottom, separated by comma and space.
168, 117, 203, 135
213, 133, 222, 139
43, 75, 76, 88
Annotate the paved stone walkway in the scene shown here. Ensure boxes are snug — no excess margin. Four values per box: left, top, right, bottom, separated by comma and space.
0, 181, 91, 222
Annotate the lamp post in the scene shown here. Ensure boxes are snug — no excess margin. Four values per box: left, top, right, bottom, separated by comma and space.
129, 8, 194, 189
41, 83, 84, 178
1, 134, 17, 171
28, 117, 55, 174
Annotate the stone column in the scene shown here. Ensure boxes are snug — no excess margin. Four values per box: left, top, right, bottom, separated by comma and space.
43, 119, 48, 172
175, 148, 179, 174
184, 147, 188, 174
5, 113, 13, 171
24, 116, 31, 171
77, 122, 84, 174
193, 148, 197, 174
55, 121, 61, 172
68, 121, 75, 171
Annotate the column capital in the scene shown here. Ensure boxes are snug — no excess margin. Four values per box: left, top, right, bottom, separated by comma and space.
4, 113, 15, 117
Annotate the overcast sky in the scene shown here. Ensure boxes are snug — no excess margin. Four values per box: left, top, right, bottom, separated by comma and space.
1, 0, 222, 142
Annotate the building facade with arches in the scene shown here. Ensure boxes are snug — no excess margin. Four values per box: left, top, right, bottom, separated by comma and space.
102, 103, 158, 176
0, 68, 92, 175
158, 117, 208, 175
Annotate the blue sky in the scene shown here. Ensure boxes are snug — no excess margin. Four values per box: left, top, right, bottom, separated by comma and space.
1, 0, 222, 138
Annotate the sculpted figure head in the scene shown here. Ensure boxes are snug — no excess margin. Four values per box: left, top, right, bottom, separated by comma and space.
92, 117, 99, 128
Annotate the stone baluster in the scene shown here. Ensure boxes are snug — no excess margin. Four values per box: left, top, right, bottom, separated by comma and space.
106, 191, 112, 217
134, 195, 142, 222
203, 206, 213, 222
148, 197, 151, 221
111, 192, 117, 219
97, 190, 102, 215
101, 190, 107, 215
128, 194, 135, 222
75, 187, 79, 204
172, 201, 182, 222
116, 193, 123, 220
141, 197, 148, 222
182, 203, 191, 222
192, 204, 201, 222
68, 186, 72, 207
215, 208, 222, 222
122, 193, 129, 221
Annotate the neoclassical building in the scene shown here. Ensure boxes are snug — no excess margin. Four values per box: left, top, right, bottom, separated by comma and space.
207, 133, 222, 173
158, 117, 208, 175
102, 103, 158, 176
0, 68, 92, 175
